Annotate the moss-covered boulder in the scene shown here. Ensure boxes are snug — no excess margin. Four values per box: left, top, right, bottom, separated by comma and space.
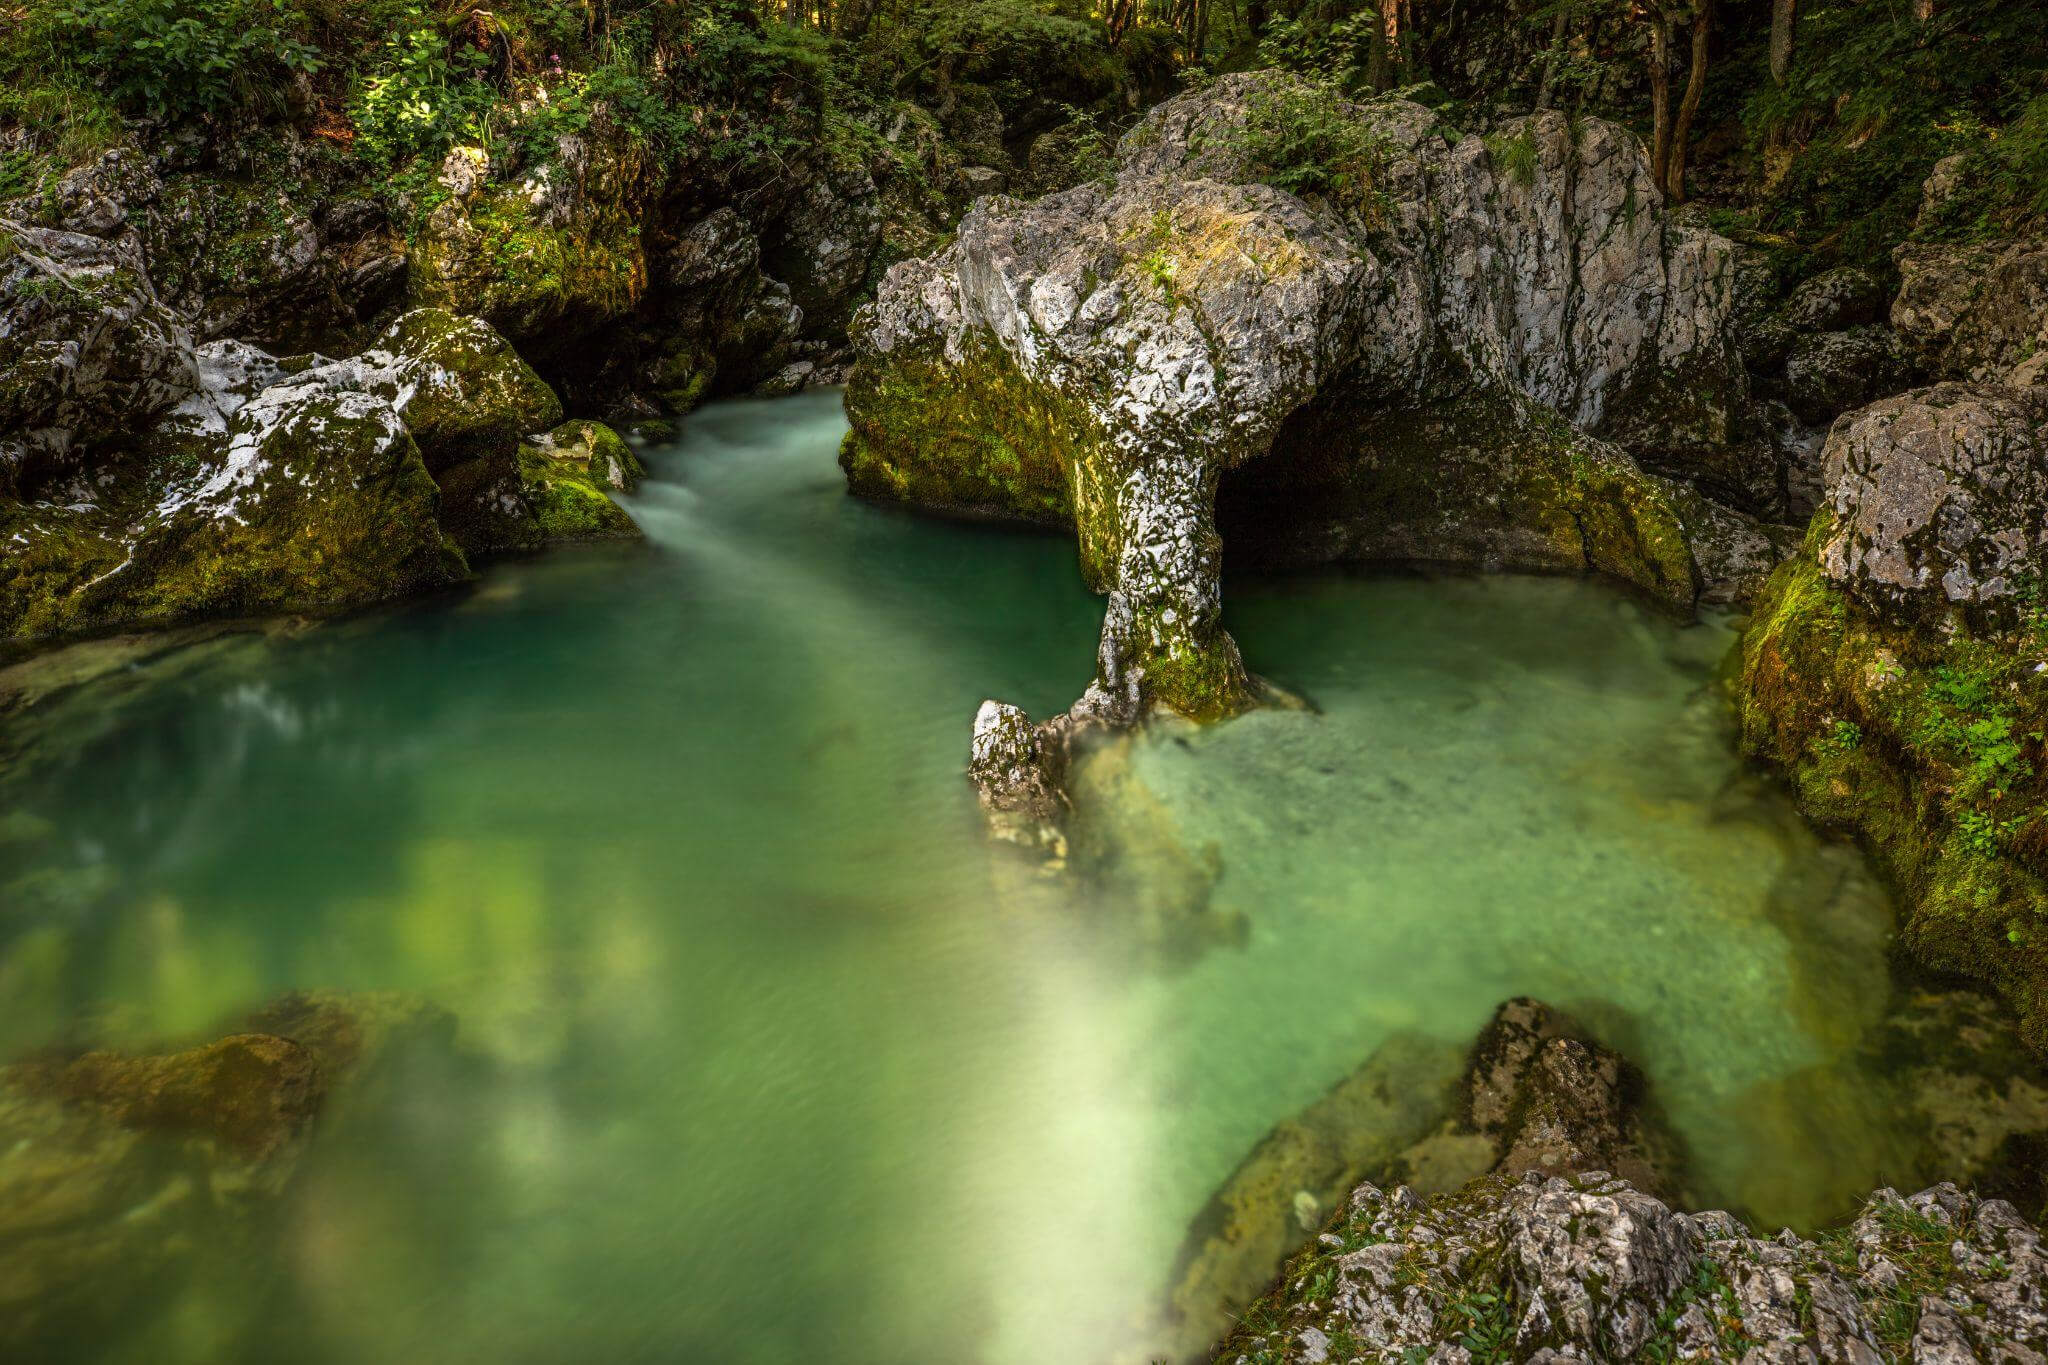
1738, 537, 2048, 1051
409, 144, 650, 360
2, 370, 468, 641
529, 418, 645, 493
846, 72, 1755, 731
357, 308, 564, 471
436, 419, 642, 557
1733, 379, 2048, 1047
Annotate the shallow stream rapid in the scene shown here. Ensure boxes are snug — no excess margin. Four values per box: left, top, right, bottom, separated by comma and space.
0, 391, 1990, 1363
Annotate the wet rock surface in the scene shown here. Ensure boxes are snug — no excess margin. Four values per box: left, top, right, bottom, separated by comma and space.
0, 991, 452, 1355
1208, 997, 2048, 1365
1164, 1000, 1687, 1360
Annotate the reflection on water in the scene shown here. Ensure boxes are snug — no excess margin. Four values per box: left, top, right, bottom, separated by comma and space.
0, 390, 2029, 1363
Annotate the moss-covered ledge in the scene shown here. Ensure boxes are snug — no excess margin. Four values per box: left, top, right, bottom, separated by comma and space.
1736, 522, 2048, 1050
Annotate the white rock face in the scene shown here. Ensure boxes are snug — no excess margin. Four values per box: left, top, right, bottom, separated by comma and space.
0, 219, 200, 480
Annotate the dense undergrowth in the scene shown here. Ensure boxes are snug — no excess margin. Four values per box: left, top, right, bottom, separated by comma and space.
2, 0, 2039, 287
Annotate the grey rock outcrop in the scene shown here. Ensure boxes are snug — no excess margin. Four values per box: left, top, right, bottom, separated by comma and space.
848, 71, 1765, 761
1786, 326, 1911, 425
1165, 1000, 1684, 1360
1219, 1175, 2048, 1364
0, 220, 199, 495
1786, 265, 1889, 334
1817, 381, 2048, 624
1894, 239, 2048, 387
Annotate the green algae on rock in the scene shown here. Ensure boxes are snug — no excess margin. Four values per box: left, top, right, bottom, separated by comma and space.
1738, 543, 2048, 1051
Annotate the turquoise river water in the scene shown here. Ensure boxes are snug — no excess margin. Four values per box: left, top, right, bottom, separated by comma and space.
0, 390, 1998, 1363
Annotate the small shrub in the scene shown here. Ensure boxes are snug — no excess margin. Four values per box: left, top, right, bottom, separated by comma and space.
1483, 129, 1539, 187
348, 12, 498, 173
1226, 74, 1389, 220
46, 0, 324, 123
1817, 718, 1863, 755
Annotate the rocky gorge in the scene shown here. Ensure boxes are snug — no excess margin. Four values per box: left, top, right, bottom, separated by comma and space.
6, 0, 2048, 1360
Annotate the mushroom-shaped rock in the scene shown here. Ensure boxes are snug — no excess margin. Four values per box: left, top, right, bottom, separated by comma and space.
846, 72, 1751, 728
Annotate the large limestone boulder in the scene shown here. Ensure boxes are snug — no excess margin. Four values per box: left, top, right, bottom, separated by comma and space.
0, 262, 612, 640
0, 220, 198, 495
1817, 381, 2048, 624
1894, 239, 2048, 386
356, 308, 565, 470
760, 153, 886, 336
1784, 264, 1889, 333
2, 360, 469, 639
847, 73, 1755, 728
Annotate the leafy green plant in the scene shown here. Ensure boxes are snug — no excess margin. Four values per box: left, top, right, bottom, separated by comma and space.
1445, 1287, 1516, 1361
348, 14, 498, 172
1051, 101, 1118, 184
1255, 11, 1381, 86
1915, 663, 2034, 801
1817, 717, 1863, 755
1227, 74, 1389, 219
47, 0, 324, 123
1483, 129, 1539, 187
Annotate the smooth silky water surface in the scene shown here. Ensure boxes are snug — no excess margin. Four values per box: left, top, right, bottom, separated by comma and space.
0, 390, 1960, 1362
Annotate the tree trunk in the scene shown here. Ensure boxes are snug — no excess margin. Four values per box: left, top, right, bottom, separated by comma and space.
1648, 11, 1673, 191
1535, 4, 1571, 109
1366, 0, 1398, 90
1666, 0, 1712, 202
1768, 0, 1795, 84
1109, 0, 1144, 45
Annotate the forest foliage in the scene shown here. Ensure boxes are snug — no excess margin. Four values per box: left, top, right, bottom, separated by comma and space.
0, 0, 2043, 270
